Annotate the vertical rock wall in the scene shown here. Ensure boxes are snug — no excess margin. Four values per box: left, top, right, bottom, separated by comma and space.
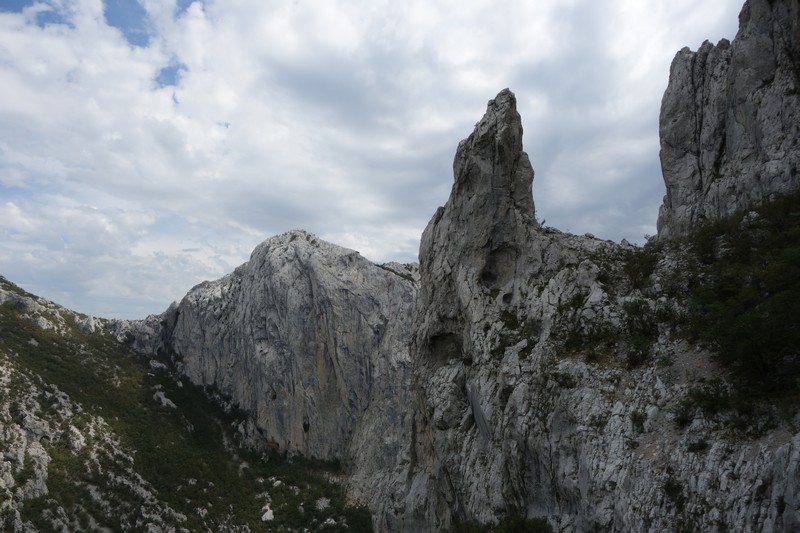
406, 89, 541, 530
395, 86, 800, 532
161, 230, 417, 463
117, 3, 800, 530
658, 0, 800, 237
413, 89, 538, 371
401, 89, 619, 531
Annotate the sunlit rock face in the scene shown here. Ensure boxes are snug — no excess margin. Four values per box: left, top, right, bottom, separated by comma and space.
657, 0, 800, 238
161, 230, 418, 463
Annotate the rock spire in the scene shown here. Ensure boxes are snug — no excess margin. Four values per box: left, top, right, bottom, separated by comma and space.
414, 88, 537, 366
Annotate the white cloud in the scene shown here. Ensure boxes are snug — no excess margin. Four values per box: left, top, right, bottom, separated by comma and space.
0, 0, 742, 318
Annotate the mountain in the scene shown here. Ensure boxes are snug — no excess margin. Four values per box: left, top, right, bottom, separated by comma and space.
396, 87, 799, 532
153, 230, 416, 463
2, 0, 800, 531
0, 276, 373, 531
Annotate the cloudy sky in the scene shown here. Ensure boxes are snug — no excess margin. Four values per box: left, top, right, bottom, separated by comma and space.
1, 0, 741, 319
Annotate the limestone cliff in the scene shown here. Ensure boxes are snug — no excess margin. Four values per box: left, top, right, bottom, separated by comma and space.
658, 0, 800, 238
390, 84, 800, 531
155, 230, 416, 467
95, 2, 800, 531
413, 88, 538, 373
0, 276, 373, 531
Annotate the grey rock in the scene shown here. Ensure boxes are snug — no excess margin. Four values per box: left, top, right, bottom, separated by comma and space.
108, 310, 171, 355
398, 88, 621, 530
160, 230, 417, 464
385, 86, 800, 532
413, 88, 538, 371
0, 357, 192, 531
101, 4, 800, 530
658, 0, 800, 238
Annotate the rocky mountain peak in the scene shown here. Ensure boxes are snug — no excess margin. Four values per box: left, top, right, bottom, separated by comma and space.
657, 0, 800, 237
6, 2, 800, 531
414, 89, 537, 365
451, 88, 536, 220
151, 229, 417, 462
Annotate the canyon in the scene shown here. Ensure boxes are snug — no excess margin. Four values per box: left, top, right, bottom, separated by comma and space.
2, 0, 799, 531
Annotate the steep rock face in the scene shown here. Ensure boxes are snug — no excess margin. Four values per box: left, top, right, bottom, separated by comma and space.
161, 230, 417, 462
105, 2, 800, 527
401, 89, 622, 530
413, 88, 538, 371
395, 89, 800, 532
658, 0, 800, 237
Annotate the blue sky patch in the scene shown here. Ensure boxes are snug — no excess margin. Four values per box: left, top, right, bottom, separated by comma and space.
35, 8, 69, 27
175, 0, 197, 17
156, 63, 186, 88
103, 0, 150, 47
0, 0, 32, 12
0, 0, 70, 28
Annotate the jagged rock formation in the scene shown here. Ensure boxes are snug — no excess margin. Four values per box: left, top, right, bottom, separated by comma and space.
658, 0, 800, 238
389, 86, 800, 531
401, 89, 616, 528
413, 88, 538, 369
8, 1, 797, 530
154, 230, 417, 465
111, 22, 800, 524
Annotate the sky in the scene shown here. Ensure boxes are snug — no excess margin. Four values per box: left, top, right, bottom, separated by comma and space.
0, 0, 742, 319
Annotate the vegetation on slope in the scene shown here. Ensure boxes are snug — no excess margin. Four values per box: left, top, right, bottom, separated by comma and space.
552, 190, 799, 430
448, 516, 553, 533
682, 192, 800, 399
0, 280, 372, 532
622, 191, 800, 423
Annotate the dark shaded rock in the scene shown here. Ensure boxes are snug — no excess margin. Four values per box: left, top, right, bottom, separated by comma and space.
658, 0, 800, 238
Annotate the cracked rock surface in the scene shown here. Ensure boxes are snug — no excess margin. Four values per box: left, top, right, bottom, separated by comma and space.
159, 230, 418, 468
105, 2, 800, 530
658, 0, 800, 238
385, 87, 800, 532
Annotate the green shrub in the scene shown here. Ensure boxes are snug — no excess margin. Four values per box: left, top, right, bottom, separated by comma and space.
687, 439, 709, 453
562, 323, 616, 355
663, 476, 685, 510
496, 516, 553, 533
683, 192, 800, 400
673, 380, 731, 429
549, 371, 578, 389
630, 410, 646, 433
0, 294, 372, 531
622, 299, 659, 369
492, 313, 541, 358
623, 242, 662, 290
